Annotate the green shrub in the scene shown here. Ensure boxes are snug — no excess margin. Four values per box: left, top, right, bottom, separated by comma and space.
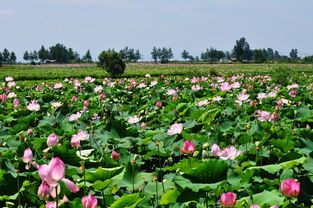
98, 50, 126, 77
303, 56, 313, 63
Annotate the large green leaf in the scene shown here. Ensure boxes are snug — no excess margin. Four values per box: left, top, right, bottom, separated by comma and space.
184, 159, 228, 183
163, 158, 202, 172
160, 189, 181, 205
111, 193, 143, 208
85, 166, 124, 182
235, 190, 284, 207
174, 175, 223, 192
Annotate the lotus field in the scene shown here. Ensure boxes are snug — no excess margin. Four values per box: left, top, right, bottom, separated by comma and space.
0, 73, 313, 208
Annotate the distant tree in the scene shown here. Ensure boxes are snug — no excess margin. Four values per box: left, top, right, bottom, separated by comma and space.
274, 50, 281, 59
201, 48, 225, 62
82, 50, 92, 63
159, 47, 173, 63
232, 37, 253, 62
181, 50, 194, 62
2, 48, 10, 63
253, 49, 267, 63
134, 49, 141, 62
151, 47, 160, 63
23, 51, 29, 62
119, 47, 140, 62
9, 52, 17, 63
49, 43, 69, 63
38, 45, 50, 62
98, 50, 126, 77
29, 50, 39, 62
266, 48, 274, 60
0, 52, 2, 66
289, 49, 298, 60
303, 56, 313, 63
225, 51, 232, 59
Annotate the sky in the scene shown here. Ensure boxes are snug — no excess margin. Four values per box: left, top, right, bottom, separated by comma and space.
1, 0, 313, 61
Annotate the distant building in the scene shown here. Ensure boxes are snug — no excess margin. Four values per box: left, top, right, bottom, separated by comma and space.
45, 60, 57, 63
229, 58, 237, 62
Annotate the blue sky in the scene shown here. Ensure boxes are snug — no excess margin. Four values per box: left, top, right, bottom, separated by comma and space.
1, 0, 313, 61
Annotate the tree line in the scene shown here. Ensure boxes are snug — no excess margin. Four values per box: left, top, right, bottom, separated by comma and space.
1, 38, 313, 65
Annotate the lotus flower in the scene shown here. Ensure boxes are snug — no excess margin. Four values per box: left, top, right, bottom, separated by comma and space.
38, 181, 50, 199
180, 140, 195, 155
280, 179, 300, 197
250, 205, 260, 208
127, 116, 140, 124
220, 192, 236, 207
167, 123, 183, 135
27, 100, 40, 111
47, 133, 59, 147
82, 194, 98, 208
22, 148, 33, 163
289, 90, 297, 97
45, 201, 56, 208
211, 144, 221, 156
156, 101, 162, 108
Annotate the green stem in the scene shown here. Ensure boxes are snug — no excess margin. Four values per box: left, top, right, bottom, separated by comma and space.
157, 145, 165, 192
84, 167, 86, 196
205, 192, 208, 208
155, 180, 159, 207
188, 156, 192, 170
17, 171, 21, 207
55, 185, 59, 208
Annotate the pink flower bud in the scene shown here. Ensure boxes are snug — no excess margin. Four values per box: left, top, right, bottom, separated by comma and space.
160, 74, 164, 78
0, 94, 7, 104
100, 93, 106, 99
27, 128, 33, 135
270, 113, 279, 121
83, 100, 90, 107
250, 205, 260, 208
249, 100, 257, 107
280, 179, 300, 197
277, 100, 284, 108
47, 133, 59, 147
289, 90, 297, 97
38, 181, 50, 199
220, 192, 236, 207
141, 122, 147, 128
156, 101, 162, 108
22, 148, 33, 163
71, 96, 78, 101
35, 86, 41, 91
180, 140, 195, 155
82, 194, 98, 208
172, 96, 177, 101
13, 98, 20, 107
111, 150, 120, 161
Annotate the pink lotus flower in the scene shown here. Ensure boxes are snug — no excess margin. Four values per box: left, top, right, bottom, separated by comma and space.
257, 93, 267, 100
141, 122, 147, 128
280, 179, 300, 197
70, 130, 90, 148
82, 194, 98, 208
35, 86, 41, 91
277, 100, 284, 108
62, 178, 80, 192
69, 112, 82, 121
220, 192, 236, 207
219, 146, 242, 160
237, 93, 249, 101
250, 205, 260, 208
180, 140, 195, 155
54, 83, 63, 89
256, 110, 271, 122
167, 123, 183, 135
289, 90, 297, 97
269, 206, 279, 208
47, 133, 59, 147
127, 116, 140, 124
270, 113, 279, 121
145, 73, 151, 78
156, 101, 162, 108
22, 148, 33, 163
111, 150, 120, 161
5, 76, 14, 82
38, 181, 50, 199
94, 86, 103, 93
167, 89, 177, 95
191, 85, 202, 91
45, 201, 56, 208
212, 96, 223, 102
197, 100, 208, 107
27, 100, 40, 111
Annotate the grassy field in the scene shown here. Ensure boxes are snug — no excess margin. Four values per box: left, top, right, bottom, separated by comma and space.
1, 63, 313, 81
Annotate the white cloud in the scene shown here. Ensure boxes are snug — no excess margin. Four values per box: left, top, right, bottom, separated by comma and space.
0, 9, 14, 20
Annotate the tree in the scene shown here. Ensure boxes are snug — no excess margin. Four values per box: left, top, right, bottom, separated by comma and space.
232, 37, 253, 62
49, 43, 69, 63
29, 50, 39, 62
2, 48, 10, 63
38, 45, 50, 62
159, 47, 173, 63
0, 52, 2, 66
82, 50, 92, 63
151, 47, 160, 63
181, 50, 194, 62
98, 50, 126, 78
134, 49, 141, 62
266, 48, 274, 60
253, 49, 267, 63
23, 51, 29, 62
9, 52, 17, 63
289, 49, 298, 60
119, 47, 141, 62
274, 50, 280, 59
201, 48, 225, 62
